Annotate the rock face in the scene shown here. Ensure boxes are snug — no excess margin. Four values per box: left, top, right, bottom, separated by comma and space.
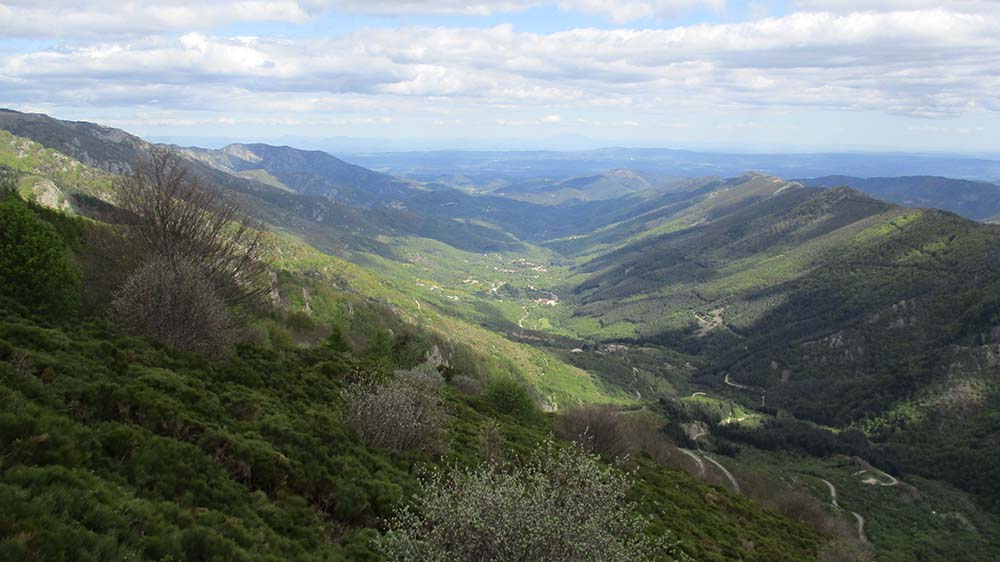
423, 345, 448, 369
33, 178, 70, 211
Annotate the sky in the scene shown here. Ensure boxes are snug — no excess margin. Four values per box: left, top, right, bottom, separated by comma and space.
1, 0, 999, 153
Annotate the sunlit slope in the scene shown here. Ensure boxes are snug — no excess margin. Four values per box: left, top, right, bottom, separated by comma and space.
0, 129, 114, 211
0, 120, 629, 408
562, 178, 1000, 513
268, 232, 630, 408
800, 175, 1000, 222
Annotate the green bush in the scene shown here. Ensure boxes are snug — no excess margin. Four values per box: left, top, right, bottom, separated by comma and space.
0, 165, 17, 195
0, 197, 80, 317
485, 377, 538, 418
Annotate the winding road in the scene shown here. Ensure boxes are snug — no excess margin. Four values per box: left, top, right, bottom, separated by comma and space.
854, 468, 898, 487
821, 478, 868, 542
679, 448, 706, 477
685, 431, 741, 493
703, 454, 740, 493
724, 374, 748, 389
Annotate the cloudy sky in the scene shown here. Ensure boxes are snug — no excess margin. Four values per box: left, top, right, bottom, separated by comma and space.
1, 0, 998, 152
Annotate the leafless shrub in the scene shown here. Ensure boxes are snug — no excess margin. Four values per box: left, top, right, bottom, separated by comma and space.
478, 418, 505, 465
623, 412, 679, 466
555, 404, 635, 459
79, 223, 145, 314
451, 374, 483, 395
343, 368, 447, 453
113, 148, 270, 309
110, 256, 233, 356
379, 441, 687, 562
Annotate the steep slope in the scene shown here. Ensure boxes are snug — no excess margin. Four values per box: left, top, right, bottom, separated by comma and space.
0, 119, 620, 409
180, 143, 422, 207
800, 175, 1000, 221
567, 182, 886, 337
563, 179, 1000, 513
0, 298, 827, 562
0, 189, 830, 562
0, 110, 522, 255
548, 173, 794, 258
0, 109, 151, 174
0, 129, 114, 212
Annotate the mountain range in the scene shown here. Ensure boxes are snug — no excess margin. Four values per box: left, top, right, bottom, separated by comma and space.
2, 108, 999, 561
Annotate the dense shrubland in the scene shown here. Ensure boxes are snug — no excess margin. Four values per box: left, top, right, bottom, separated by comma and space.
0, 189, 827, 561
0, 196, 80, 318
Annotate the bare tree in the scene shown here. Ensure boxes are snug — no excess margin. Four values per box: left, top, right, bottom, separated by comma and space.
555, 404, 634, 460
114, 148, 270, 308
110, 256, 233, 356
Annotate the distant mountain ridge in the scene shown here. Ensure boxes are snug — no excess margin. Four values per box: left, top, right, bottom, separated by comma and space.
490, 169, 700, 205
346, 146, 1000, 185
798, 175, 1000, 221
0, 109, 524, 255
177, 143, 424, 207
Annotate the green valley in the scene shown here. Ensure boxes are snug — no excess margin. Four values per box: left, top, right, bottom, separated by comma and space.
2, 109, 999, 562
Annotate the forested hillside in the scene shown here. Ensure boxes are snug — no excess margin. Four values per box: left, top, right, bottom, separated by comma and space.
3, 109, 999, 561
561, 178, 1000, 516
0, 183, 830, 561
799, 175, 1000, 221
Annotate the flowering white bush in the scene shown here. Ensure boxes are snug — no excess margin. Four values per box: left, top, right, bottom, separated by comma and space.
342, 368, 447, 453
379, 441, 685, 562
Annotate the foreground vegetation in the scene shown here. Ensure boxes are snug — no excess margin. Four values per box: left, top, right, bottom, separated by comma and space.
3, 112, 998, 561
0, 193, 828, 561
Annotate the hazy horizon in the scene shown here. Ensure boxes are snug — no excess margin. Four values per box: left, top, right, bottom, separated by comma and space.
2, 1, 999, 154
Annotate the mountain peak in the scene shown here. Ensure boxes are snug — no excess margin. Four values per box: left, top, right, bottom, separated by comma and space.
221, 143, 263, 163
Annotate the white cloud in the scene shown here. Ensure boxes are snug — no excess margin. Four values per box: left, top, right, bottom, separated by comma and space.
557, 0, 724, 24
1, 6, 998, 139
793, 1, 1000, 15
0, 0, 729, 38
0, 1, 313, 38
497, 114, 567, 126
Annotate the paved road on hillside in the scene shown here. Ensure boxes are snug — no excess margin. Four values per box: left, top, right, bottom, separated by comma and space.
689, 431, 741, 493
821, 478, 868, 542
679, 448, 705, 477
703, 454, 741, 493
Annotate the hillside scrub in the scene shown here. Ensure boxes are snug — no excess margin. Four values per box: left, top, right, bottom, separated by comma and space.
378, 441, 685, 562
110, 255, 234, 356
113, 148, 270, 309
343, 367, 448, 454
485, 376, 538, 418
0, 196, 80, 318
0, 141, 832, 561
0, 165, 17, 194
